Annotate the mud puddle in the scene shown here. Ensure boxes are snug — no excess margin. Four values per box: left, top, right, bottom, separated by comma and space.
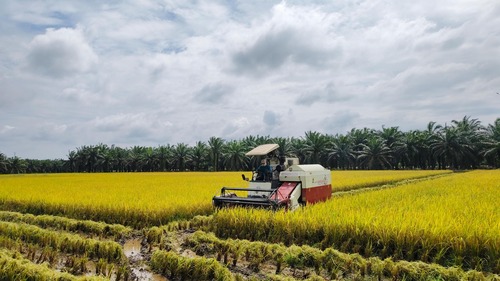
124, 238, 167, 281
131, 265, 167, 281
124, 238, 142, 258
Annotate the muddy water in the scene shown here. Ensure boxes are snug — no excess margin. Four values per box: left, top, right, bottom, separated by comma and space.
123, 239, 142, 257
123, 238, 167, 281
131, 267, 168, 281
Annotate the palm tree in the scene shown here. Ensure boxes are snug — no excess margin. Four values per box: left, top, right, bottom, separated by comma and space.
378, 126, 405, 169
208, 137, 224, 171
256, 135, 273, 145
110, 146, 129, 172
142, 147, 158, 172
272, 137, 293, 157
8, 156, 27, 174
128, 146, 146, 172
66, 151, 78, 172
98, 149, 114, 172
483, 118, 500, 167
87, 144, 107, 172
240, 135, 258, 151
401, 130, 428, 169
430, 126, 474, 170
357, 137, 392, 169
172, 143, 191, 171
50, 159, 65, 173
93, 143, 110, 172
155, 145, 172, 172
302, 131, 329, 165
487, 118, 500, 140
0, 152, 9, 173
452, 116, 483, 134
483, 141, 500, 168
191, 141, 208, 171
74, 145, 89, 172
423, 121, 442, 169
290, 137, 307, 164
75, 144, 106, 172
348, 128, 374, 148
451, 116, 485, 168
223, 140, 248, 171
426, 121, 442, 135
328, 135, 356, 169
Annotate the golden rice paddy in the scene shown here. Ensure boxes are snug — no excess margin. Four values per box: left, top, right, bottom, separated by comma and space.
0, 169, 498, 274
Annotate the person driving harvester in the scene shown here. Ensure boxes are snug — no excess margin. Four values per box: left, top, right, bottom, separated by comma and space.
255, 159, 272, 181
272, 156, 286, 188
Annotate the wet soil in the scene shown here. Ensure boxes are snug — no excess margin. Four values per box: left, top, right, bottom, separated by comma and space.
121, 229, 324, 281
123, 237, 167, 281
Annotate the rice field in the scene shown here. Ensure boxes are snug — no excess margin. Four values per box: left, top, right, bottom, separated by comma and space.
211, 170, 500, 273
330, 169, 452, 191
0, 169, 498, 280
0, 170, 449, 227
0, 172, 241, 227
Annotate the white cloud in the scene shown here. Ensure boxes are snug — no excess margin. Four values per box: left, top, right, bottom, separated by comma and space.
194, 83, 235, 104
26, 27, 98, 77
60, 86, 116, 105
229, 2, 342, 75
0, 125, 15, 134
0, 0, 499, 159
32, 122, 68, 141
263, 110, 281, 127
91, 112, 172, 134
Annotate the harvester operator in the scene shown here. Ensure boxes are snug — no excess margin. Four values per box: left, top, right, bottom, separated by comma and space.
272, 157, 286, 188
255, 159, 272, 181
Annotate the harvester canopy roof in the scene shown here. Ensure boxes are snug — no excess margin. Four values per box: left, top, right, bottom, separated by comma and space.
245, 144, 279, 156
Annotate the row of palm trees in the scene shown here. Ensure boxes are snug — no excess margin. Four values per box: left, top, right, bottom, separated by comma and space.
1, 116, 499, 174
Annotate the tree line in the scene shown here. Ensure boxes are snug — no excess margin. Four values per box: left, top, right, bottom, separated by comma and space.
1, 116, 499, 174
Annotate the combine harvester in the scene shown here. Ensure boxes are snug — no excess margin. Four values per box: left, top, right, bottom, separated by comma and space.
212, 144, 331, 210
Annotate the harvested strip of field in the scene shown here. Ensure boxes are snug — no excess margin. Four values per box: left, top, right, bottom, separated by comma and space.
0, 210, 132, 239
331, 170, 452, 192
0, 248, 107, 281
0, 217, 131, 279
142, 226, 500, 281
211, 170, 500, 273
0, 221, 125, 263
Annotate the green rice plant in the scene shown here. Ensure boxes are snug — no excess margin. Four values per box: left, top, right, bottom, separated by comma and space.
0, 210, 132, 239
271, 243, 285, 274
150, 249, 234, 281
283, 245, 303, 276
0, 221, 125, 263
115, 265, 129, 281
228, 238, 243, 266
298, 245, 322, 275
184, 230, 500, 280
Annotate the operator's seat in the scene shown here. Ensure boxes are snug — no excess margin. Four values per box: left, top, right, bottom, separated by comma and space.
256, 171, 272, 181
265, 171, 272, 181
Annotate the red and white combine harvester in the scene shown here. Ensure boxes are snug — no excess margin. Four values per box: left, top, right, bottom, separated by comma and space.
212, 144, 332, 210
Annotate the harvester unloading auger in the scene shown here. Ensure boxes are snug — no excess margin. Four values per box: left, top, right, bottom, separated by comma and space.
212, 144, 332, 210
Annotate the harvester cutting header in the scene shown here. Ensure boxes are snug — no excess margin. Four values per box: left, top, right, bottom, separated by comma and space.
212, 144, 332, 210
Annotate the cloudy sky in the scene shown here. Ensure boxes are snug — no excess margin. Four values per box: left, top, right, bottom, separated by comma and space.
1, 0, 499, 159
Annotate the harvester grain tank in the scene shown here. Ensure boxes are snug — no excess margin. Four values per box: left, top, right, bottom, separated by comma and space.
212, 144, 332, 210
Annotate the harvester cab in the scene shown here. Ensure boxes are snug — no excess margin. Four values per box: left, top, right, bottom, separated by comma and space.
212, 144, 332, 210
